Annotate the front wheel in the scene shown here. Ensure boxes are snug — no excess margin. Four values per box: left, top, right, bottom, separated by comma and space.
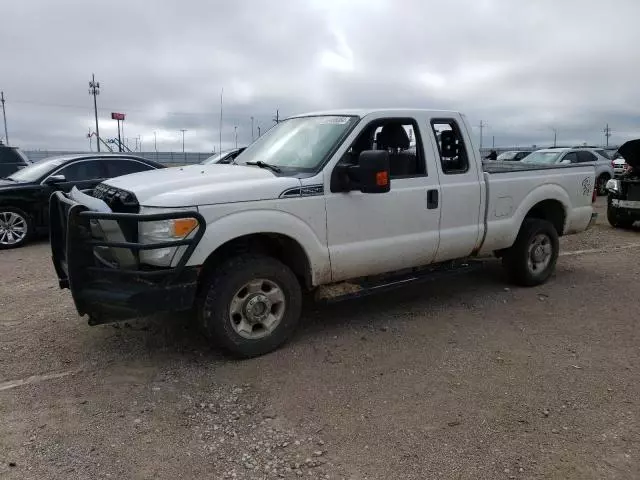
197, 254, 302, 358
502, 218, 559, 286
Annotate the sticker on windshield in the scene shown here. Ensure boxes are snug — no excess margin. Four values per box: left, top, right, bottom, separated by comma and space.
319, 116, 350, 125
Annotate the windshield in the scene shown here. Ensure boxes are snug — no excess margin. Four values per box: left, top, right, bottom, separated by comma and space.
497, 151, 517, 160
521, 151, 563, 165
236, 115, 358, 173
7, 157, 66, 181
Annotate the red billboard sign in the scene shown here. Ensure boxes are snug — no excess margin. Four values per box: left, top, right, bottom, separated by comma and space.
111, 112, 125, 120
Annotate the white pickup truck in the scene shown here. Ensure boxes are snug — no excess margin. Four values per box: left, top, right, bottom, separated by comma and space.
50, 109, 597, 357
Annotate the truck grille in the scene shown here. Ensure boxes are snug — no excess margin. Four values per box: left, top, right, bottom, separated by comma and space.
92, 183, 140, 213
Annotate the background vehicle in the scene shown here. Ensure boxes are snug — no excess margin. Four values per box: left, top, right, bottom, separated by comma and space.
50, 109, 596, 358
0, 154, 164, 248
200, 147, 246, 165
612, 151, 628, 177
606, 139, 640, 229
0, 144, 30, 177
522, 147, 613, 195
496, 150, 532, 161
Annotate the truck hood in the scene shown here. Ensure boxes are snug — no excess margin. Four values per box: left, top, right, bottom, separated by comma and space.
618, 139, 640, 169
102, 164, 302, 207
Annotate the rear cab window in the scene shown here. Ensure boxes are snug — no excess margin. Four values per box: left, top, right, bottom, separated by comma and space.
430, 119, 469, 174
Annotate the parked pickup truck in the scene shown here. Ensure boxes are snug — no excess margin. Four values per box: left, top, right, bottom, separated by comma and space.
50, 109, 597, 357
606, 139, 640, 228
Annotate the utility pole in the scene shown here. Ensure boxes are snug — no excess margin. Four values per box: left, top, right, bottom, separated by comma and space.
1, 91, 8, 145
219, 88, 224, 156
273, 109, 280, 124
551, 127, 557, 147
234, 126, 238, 148
478, 120, 486, 150
153, 131, 157, 152
257, 125, 261, 137
89, 74, 101, 152
492, 135, 495, 148
604, 123, 611, 147
251, 116, 254, 141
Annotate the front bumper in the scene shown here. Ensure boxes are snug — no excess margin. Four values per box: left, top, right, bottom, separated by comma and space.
50, 191, 206, 325
609, 198, 640, 221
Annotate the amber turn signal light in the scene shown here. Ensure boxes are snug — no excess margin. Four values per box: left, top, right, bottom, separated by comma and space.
376, 171, 389, 187
172, 218, 198, 237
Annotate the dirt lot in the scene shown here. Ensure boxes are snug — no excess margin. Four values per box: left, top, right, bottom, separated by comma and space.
1, 198, 639, 480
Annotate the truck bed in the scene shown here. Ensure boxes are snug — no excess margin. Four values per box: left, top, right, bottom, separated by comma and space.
482, 161, 590, 174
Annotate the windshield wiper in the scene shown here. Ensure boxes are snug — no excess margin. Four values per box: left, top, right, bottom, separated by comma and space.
245, 161, 282, 173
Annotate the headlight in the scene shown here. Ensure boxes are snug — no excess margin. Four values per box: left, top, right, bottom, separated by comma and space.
605, 178, 620, 193
138, 207, 200, 267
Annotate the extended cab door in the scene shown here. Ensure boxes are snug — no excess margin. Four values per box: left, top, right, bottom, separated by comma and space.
427, 117, 483, 262
325, 115, 441, 282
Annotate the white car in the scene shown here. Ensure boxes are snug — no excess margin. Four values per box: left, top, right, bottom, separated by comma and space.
50, 108, 597, 357
522, 147, 614, 195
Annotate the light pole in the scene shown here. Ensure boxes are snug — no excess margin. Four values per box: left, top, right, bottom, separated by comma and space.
234, 126, 238, 149
1, 92, 8, 145
89, 74, 100, 152
153, 131, 157, 152
551, 127, 557, 147
180, 129, 187, 161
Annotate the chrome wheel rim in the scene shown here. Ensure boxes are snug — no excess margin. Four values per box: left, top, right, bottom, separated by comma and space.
0, 211, 27, 245
527, 233, 552, 274
229, 279, 286, 339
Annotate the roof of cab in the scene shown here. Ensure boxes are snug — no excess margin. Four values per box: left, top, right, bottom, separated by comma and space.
288, 108, 462, 119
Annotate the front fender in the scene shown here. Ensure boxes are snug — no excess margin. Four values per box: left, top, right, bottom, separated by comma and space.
187, 209, 331, 285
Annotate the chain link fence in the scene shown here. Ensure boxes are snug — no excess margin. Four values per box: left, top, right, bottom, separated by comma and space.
23, 150, 216, 165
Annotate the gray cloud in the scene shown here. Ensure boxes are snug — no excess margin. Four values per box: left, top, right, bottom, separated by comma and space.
2, 0, 639, 153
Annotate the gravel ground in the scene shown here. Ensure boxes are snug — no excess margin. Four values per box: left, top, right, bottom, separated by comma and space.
1, 197, 639, 479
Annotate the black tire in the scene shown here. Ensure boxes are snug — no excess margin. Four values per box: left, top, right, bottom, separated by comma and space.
596, 174, 610, 196
502, 218, 559, 286
607, 207, 634, 229
0, 206, 33, 250
197, 254, 302, 358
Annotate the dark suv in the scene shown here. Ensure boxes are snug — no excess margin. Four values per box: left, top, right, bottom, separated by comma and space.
0, 144, 30, 177
606, 139, 640, 229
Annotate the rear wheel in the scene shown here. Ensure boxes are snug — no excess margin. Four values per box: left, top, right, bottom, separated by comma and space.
0, 207, 32, 249
596, 174, 610, 196
502, 218, 559, 286
197, 254, 302, 358
607, 207, 635, 229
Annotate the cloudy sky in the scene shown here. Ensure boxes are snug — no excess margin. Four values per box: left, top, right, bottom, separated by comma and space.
2, 0, 639, 153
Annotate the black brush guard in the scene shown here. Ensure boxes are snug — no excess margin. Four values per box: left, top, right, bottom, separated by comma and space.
50, 191, 206, 325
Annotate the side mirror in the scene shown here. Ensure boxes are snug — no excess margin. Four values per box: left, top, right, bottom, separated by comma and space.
44, 174, 66, 185
358, 150, 390, 194
331, 150, 391, 194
